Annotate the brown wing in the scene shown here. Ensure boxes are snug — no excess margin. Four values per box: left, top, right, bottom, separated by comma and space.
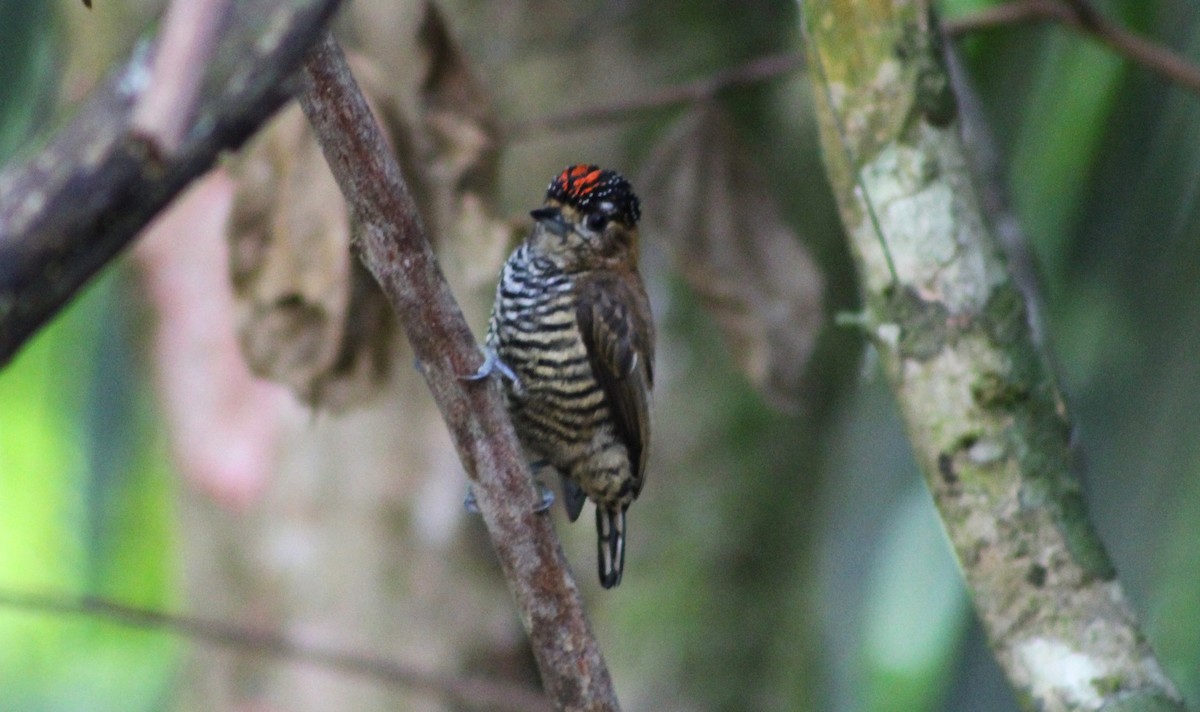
575, 271, 655, 493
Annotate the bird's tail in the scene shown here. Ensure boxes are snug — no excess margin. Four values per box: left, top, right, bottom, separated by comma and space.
596, 506, 627, 589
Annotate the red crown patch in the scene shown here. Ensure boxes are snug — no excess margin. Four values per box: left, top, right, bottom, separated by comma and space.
546, 164, 641, 225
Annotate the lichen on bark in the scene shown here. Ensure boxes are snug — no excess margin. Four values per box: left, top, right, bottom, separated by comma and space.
802, 0, 1187, 709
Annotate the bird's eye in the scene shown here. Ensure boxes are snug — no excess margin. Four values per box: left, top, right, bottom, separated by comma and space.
585, 213, 609, 232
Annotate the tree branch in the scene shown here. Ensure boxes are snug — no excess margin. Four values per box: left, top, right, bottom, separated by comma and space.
296, 32, 619, 712
802, 1, 1186, 710
129, 0, 232, 157
0, 589, 551, 712
0, 0, 345, 367
509, 0, 1200, 142
506, 52, 804, 139
944, 0, 1200, 95
942, 0, 1075, 35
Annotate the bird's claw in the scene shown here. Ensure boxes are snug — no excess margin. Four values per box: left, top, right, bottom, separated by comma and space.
463, 348, 522, 391
534, 481, 556, 512
463, 481, 555, 515
463, 487, 481, 514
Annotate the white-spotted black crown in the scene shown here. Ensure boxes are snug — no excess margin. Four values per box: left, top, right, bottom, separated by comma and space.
546, 164, 641, 226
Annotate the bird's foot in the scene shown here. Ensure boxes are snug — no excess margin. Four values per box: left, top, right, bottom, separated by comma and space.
462, 348, 522, 391
463, 480, 555, 514
534, 481, 556, 512
463, 486, 480, 514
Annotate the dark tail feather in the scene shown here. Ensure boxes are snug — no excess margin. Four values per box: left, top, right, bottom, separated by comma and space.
596, 506, 627, 589
561, 475, 587, 522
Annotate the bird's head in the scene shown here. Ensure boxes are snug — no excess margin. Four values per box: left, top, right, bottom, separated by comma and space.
527, 164, 641, 271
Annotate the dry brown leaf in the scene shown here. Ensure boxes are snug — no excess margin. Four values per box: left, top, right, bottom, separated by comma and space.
411, 2, 512, 295
641, 106, 825, 411
224, 10, 511, 410
417, 3, 498, 194
225, 53, 400, 411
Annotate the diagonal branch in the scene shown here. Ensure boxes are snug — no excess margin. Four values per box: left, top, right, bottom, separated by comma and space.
0, 589, 551, 712
802, 1, 1187, 709
130, 0, 233, 157
941, 0, 1075, 34
296, 31, 620, 712
0, 0, 345, 367
944, 0, 1200, 95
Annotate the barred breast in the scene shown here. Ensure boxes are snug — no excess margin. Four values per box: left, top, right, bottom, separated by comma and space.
485, 245, 634, 509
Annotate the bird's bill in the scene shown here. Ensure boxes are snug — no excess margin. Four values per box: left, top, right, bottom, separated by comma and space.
530, 206, 570, 237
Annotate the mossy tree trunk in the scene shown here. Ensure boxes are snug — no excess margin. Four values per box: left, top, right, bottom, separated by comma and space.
801, 1, 1187, 709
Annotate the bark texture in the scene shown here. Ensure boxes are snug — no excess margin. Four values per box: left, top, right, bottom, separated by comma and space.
0, 0, 343, 366
801, 1, 1186, 710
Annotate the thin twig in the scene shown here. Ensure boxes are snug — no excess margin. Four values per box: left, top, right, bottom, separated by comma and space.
508, 52, 804, 139
1060, 0, 1200, 94
514, 0, 1200, 141
944, 0, 1200, 95
0, 590, 551, 712
941, 0, 1073, 35
0, 0, 345, 367
130, 0, 232, 157
296, 32, 620, 711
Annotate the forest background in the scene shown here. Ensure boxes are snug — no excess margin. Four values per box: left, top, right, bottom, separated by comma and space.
2, 0, 1199, 710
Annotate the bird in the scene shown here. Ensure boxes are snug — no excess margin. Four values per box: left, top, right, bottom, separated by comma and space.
476, 164, 654, 589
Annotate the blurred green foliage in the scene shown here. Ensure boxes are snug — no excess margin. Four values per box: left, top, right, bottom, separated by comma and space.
0, 2, 58, 163
0, 4, 178, 708
1010, 35, 1124, 282
860, 489, 969, 712
0, 272, 178, 712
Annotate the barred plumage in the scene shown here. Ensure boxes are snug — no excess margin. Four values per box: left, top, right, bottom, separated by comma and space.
484, 165, 654, 589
